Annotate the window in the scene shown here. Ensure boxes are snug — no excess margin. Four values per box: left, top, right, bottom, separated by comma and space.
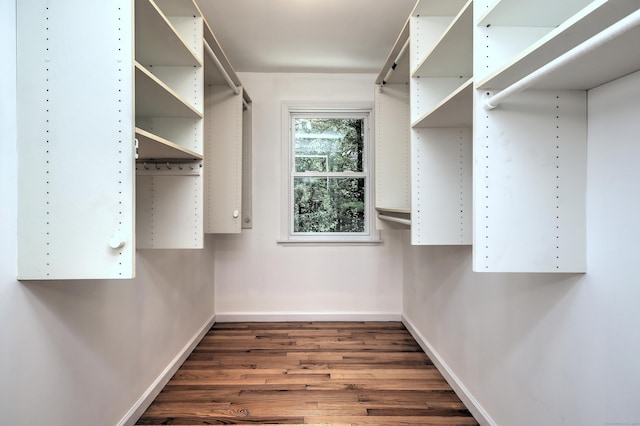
281, 104, 379, 243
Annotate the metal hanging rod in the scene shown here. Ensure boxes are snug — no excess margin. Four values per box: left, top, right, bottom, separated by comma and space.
378, 38, 410, 92
484, 8, 640, 110
204, 39, 241, 96
377, 213, 411, 226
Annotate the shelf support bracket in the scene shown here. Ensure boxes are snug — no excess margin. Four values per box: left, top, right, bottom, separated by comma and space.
484, 8, 640, 110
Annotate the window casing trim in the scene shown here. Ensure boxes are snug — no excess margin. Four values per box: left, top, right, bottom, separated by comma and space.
280, 101, 380, 243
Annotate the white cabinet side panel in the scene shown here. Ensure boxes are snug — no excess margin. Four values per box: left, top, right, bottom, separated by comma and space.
411, 128, 472, 245
136, 174, 203, 248
204, 85, 243, 233
473, 90, 587, 272
241, 105, 253, 229
375, 84, 411, 212
17, 0, 135, 279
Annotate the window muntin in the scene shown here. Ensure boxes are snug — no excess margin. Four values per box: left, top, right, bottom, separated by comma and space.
289, 112, 371, 239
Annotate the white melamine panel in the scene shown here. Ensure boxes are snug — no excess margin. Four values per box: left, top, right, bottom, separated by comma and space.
17, 0, 135, 279
164, 16, 204, 63
411, 128, 472, 245
474, 25, 551, 84
413, 0, 473, 78
410, 16, 452, 72
136, 117, 203, 155
413, 78, 473, 128
135, 128, 203, 160
241, 104, 253, 229
135, 63, 203, 119
150, 66, 204, 114
413, 0, 468, 18
154, 0, 200, 16
478, 0, 591, 27
410, 77, 467, 124
376, 19, 410, 86
476, 0, 640, 89
473, 90, 587, 272
204, 85, 244, 234
136, 174, 203, 248
135, 0, 200, 67
374, 84, 411, 216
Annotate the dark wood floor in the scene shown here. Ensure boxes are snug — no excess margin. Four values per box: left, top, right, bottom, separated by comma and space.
136, 322, 478, 425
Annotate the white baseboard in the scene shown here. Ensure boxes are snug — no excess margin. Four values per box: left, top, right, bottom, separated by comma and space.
215, 312, 402, 323
117, 313, 216, 426
402, 314, 497, 426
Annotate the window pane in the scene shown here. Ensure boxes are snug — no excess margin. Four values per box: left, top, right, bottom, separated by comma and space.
294, 177, 365, 233
294, 118, 364, 173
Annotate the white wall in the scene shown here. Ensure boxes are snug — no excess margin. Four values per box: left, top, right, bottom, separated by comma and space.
213, 73, 403, 320
403, 71, 640, 426
0, 4, 216, 425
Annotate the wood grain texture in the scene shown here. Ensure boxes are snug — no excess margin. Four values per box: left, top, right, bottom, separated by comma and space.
136, 322, 478, 425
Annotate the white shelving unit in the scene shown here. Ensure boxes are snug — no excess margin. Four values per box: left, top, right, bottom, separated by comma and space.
16, 0, 251, 278
133, 0, 204, 250
409, 0, 473, 245
473, 0, 640, 272
476, 0, 640, 89
374, 19, 411, 230
202, 18, 254, 234
376, 0, 639, 270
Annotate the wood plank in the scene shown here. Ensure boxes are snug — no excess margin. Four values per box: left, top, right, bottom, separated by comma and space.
136, 322, 479, 425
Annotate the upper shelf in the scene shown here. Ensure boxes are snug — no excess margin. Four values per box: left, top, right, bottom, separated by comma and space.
376, 18, 410, 85
477, 0, 640, 90
154, 0, 200, 16
412, 0, 473, 78
135, 62, 203, 118
412, 78, 473, 128
135, 0, 201, 67
412, 0, 468, 17
477, 0, 591, 27
136, 128, 203, 161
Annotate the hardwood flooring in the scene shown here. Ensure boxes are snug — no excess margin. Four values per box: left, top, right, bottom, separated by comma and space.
136, 322, 478, 425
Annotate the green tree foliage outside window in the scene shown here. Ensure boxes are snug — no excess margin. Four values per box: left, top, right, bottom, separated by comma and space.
293, 117, 367, 234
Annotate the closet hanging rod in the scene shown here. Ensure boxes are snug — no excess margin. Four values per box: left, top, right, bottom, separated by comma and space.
377, 213, 411, 226
484, 8, 640, 110
204, 39, 241, 96
378, 38, 410, 92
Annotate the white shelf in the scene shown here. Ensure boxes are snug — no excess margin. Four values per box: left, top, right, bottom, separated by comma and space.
477, 0, 640, 90
154, 0, 200, 16
136, 128, 203, 161
376, 207, 411, 214
412, 0, 468, 17
135, 62, 203, 119
412, 0, 473, 78
477, 0, 591, 27
376, 18, 410, 85
135, 0, 201, 67
412, 78, 473, 128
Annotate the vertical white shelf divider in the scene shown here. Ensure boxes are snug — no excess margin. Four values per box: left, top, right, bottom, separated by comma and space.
409, 0, 473, 246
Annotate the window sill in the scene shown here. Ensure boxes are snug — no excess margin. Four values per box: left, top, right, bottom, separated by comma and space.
277, 238, 384, 246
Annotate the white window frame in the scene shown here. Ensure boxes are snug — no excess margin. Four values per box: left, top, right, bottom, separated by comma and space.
280, 102, 381, 244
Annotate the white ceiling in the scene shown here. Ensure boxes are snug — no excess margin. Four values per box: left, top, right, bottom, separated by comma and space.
196, 0, 417, 74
